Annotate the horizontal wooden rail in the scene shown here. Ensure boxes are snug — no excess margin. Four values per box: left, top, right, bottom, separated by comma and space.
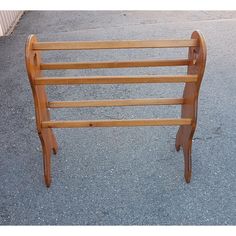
41, 118, 192, 128
48, 98, 184, 108
33, 39, 198, 51
40, 59, 191, 70
34, 75, 198, 85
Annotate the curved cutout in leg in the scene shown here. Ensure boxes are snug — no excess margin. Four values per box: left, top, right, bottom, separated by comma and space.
175, 126, 183, 152
49, 128, 58, 155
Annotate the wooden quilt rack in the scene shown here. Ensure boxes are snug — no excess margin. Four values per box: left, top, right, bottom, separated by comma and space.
25, 31, 206, 187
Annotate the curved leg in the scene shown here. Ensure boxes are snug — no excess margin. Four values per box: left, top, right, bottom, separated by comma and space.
175, 125, 193, 183
26, 36, 58, 188
43, 146, 51, 187
183, 141, 192, 183
46, 108, 58, 155
39, 129, 52, 187
174, 31, 206, 184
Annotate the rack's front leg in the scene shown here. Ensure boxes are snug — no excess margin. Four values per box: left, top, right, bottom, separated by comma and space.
176, 125, 193, 183
183, 136, 192, 183
39, 128, 53, 187
26, 35, 59, 188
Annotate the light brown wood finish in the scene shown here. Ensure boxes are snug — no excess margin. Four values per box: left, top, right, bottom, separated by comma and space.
25, 35, 58, 187
33, 39, 198, 50
25, 31, 206, 187
175, 31, 207, 183
42, 118, 192, 128
48, 98, 184, 108
34, 74, 198, 85
40, 59, 191, 70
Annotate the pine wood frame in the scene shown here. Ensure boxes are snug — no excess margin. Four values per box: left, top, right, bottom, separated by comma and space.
25, 31, 206, 187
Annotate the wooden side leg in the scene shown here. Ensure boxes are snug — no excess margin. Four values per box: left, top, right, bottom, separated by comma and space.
175, 125, 193, 183
183, 140, 192, 183
39, 129, 52, 187
26, 35, 60, 187
43, 144, 51, 188
175, 31, 207, 184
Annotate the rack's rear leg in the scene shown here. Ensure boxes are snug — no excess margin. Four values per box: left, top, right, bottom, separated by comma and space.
46, 105, 58, 155
26, 35, 59, 188
175, 126, 183, 152
49, 128, 58, 155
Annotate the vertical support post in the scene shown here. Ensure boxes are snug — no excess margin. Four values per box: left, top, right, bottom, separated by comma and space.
25, 35, 58, 187
175, 31, 207, 183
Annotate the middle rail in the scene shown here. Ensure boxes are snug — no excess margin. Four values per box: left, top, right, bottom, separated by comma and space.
34, 74, 198, 85
47, 98, 184, 108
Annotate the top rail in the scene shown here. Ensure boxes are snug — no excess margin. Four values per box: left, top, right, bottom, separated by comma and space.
32, 39, 199, 51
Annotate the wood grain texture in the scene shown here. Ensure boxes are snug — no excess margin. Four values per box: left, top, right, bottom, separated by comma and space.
34, 75, 198, 85
175, 31, 207, 183
42, 118, 192, 128
25, 35, 58, 187
33, 39, 198, 50
47, 98, 184, 108
40, 59, 191, 70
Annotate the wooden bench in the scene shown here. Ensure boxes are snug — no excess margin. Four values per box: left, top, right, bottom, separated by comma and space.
25, 30, 207, 187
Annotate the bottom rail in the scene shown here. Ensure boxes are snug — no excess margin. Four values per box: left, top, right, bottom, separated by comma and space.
41, 118, 192, 128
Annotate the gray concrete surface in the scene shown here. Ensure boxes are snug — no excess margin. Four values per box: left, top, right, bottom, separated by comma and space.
0, 11, 236, 225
